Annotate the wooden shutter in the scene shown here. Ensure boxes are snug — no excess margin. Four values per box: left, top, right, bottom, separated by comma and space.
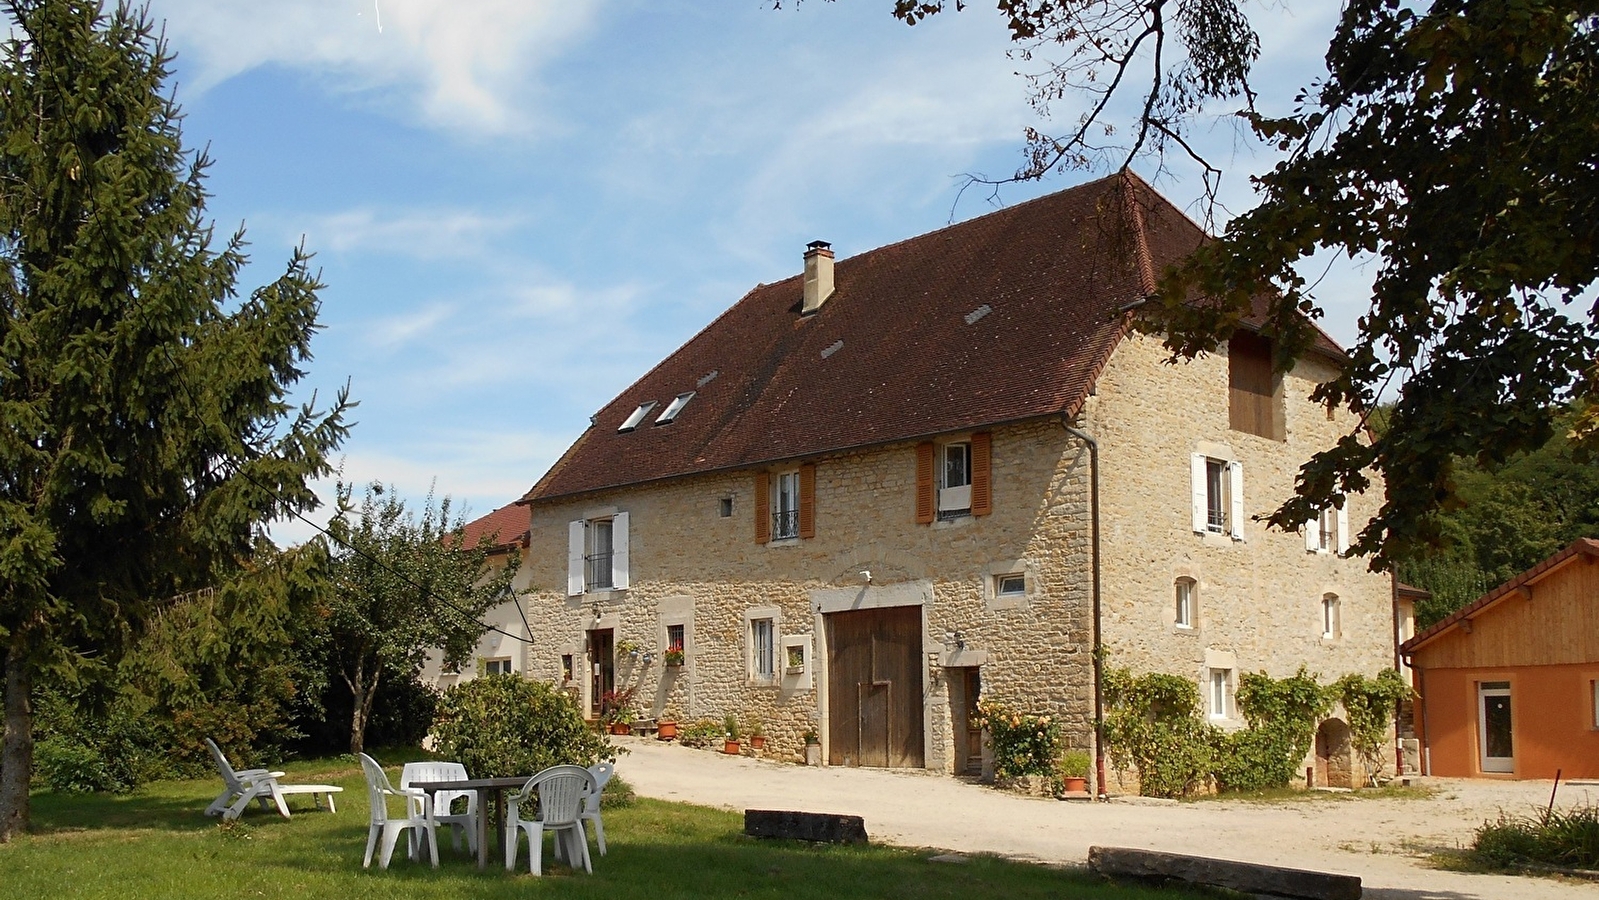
798, 463, 816, 539
1229, 461, 1246, 541
1336, 505, 1350, 556
611, 511, 630, 590
1190, 454, 1208, 533
1305, 514, 1320, 552
754, 472, 770, 544
915, 442, 935, 524
970, 432, 992, 516
567, 520, 586, 596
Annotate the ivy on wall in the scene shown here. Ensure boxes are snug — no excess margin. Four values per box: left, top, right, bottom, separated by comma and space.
1102, 665, 1412, 798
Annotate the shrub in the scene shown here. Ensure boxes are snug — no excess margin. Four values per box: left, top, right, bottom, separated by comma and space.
600, 774, 637, 809
677, 719, 725, 749
974, 700, 1059, 779
31, 687, 164, 792
1332, 669, 1412, 785
431, 675, 617, 777
1473, 805, 1599, 871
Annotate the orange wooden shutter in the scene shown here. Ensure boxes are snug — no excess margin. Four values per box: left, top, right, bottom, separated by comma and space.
798, 463, 816, 539
915, 442, 935, 524
754, 472, 770, 544
971, 432, 992, 516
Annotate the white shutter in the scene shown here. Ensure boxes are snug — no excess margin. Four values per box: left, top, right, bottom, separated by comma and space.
567, 520, 585, 596
1305, 513, 1320, 552
1228, 461, 1246, 541
611, 512, 630, 590
1336, 505, 1350, 556
1190, 453, 1207, 533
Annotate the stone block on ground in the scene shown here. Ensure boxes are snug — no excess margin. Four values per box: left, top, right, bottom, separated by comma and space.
744, 809, 868, 844
1088, 846, 1361, 900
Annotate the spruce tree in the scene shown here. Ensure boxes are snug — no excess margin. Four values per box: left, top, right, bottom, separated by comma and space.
0, 0, 350, 840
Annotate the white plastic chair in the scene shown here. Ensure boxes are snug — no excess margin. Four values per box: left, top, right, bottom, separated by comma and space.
359, 753, 439, 869
505, 765, 596, 876
400, 761, 477, 854
579, 761, 613, 856
203, 738, 285, 819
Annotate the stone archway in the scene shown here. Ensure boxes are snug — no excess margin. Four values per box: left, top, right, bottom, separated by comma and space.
1315, 718, 1354, 789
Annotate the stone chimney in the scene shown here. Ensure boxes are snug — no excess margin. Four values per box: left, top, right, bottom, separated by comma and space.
802, 240, 834, 314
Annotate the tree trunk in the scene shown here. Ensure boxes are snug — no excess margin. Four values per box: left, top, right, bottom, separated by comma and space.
345, 662, 382, 755
0, 646, 34, 843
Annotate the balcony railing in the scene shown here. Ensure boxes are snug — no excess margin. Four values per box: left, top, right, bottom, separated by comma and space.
771, 509, 799, 540
585, 551, 613, 590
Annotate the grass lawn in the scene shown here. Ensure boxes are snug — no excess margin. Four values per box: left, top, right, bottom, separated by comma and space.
1, 755, 1212, 900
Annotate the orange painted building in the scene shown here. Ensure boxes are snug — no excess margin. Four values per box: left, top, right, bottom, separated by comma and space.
1401, 539, 1599, 779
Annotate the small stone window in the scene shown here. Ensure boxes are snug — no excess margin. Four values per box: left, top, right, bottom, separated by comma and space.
996, 573, 1026, 597
1174, 578, 1196, 629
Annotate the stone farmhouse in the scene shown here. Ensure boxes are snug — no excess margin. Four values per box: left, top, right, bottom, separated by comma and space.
423, 173, 1403, 792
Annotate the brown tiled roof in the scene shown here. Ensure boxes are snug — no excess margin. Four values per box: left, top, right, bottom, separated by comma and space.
1400, 538, 1599, 654
524, 172, 1342, 502
456, 503, 529, 552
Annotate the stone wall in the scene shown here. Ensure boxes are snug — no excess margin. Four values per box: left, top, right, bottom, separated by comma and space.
506, 418, 1096, 772
1084, 332, 1396, 778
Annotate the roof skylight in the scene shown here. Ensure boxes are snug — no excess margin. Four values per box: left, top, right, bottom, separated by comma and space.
618, 401, 658, 432
655, 391, 695, 425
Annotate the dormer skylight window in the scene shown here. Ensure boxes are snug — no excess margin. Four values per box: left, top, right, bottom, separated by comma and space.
655, 391, 695, 425
618, 401, 657, 432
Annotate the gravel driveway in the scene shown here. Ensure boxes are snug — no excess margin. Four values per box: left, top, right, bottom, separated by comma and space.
617, 736, 1597, 899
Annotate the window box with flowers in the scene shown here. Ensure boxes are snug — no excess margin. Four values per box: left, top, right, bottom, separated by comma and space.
663, 648, 685, 667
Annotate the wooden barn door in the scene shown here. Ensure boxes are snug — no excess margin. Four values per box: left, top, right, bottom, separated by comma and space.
826, 606, 924, 768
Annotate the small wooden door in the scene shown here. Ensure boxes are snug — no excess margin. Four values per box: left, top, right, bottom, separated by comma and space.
826, 605, 924, 768
589, 629, 614, 718
951, 667, 983, 776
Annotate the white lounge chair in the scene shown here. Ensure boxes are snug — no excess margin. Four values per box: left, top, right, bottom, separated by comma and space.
579, 761, 613, 856
400, 761, 478, 854
359, 753, 439, 869
505, 765, 595, 876
203, 738, 342, 820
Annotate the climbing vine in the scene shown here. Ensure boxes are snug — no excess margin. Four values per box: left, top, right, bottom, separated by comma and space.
1210, 668, 1330, 793
1102, 669, 1214, 799
1103, 665, 1404, 798
1332, 670, 1413, 785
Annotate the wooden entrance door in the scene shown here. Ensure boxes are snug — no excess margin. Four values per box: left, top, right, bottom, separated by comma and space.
826, 605, 924, 768
950, 667, 983, 776
589, 629, 614, 718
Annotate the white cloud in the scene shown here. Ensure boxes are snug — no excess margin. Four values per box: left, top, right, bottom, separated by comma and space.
150, 0, 602, 134
290, 207, 524, 258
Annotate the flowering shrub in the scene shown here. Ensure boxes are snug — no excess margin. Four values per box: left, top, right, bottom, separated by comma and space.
974, 700, 1059, 779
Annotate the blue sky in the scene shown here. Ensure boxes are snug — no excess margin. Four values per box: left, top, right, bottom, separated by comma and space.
141, 1, 1354, 542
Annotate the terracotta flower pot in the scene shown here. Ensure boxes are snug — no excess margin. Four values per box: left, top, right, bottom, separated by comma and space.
750, 735, 766, 750
657, 720, 678, 741
609, 722, 630, 735
723, 739, 741, 755
1062, 776, 1088, 793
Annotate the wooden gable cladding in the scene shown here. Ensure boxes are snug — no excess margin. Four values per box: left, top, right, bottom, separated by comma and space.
798, 463, 816, 539
971, 432, 992, 516
915, 442, 935, 524
1406, 542, 1599, 669
754, 471, 770, 544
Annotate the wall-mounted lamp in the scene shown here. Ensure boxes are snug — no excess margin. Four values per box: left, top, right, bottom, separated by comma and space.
945, 630, 966, 651
860, 569, 872, 584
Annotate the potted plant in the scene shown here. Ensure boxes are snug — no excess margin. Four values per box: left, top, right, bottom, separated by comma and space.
663, 648, 685, 667
803, 728, 821, 766
723, 713, 741, 755
657, 703, 680, 741
1059, 750, 1091, 795
785, 644, 805, 675
615, 638, 642, 660
601, 687, 638, 734
747, 718, 765, 751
